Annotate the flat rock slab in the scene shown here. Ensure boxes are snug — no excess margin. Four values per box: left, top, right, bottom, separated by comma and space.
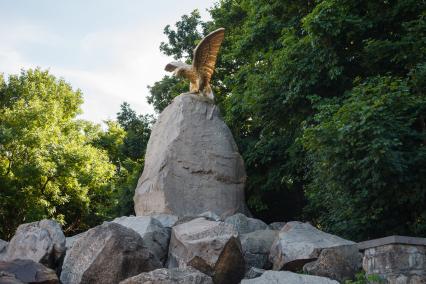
4, 220, 65, 271
0, 259, 59, 284
241, 271, 339, 284
269, 221, 354, 271
60, 222, 162, 284
120, 267, 213, 284
134, 93, 248, 218
358, 235, 426, 250
168, 218, 245, 284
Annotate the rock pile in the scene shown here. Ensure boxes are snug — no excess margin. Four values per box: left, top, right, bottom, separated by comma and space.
1, 93, 417, 283
0, 216, 365, 284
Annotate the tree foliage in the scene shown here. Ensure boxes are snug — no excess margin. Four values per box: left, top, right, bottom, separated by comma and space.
148, 0, 426, 240
0, 69, 115, 238
0, 70, 153, 239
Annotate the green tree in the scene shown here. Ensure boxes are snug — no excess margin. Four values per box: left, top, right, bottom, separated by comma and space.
0, 69, 115, 239
148, 0, 426, 240
93, 103, 153, 217
303, 76, 426, 240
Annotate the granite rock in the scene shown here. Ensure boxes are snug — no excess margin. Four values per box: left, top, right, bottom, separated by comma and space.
134, 94, 248, 218
168, 218, 245, 284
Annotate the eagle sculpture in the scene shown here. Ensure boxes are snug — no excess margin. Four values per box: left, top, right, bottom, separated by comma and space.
165, 28, 225, 100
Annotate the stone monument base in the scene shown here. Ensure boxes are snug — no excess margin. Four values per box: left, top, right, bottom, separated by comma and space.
134, 93, 249, 218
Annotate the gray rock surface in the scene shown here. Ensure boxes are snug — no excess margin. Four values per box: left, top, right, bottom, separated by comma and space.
4, 220, 65, 270
168, 218, 245, 284
0, 239, 7, 260
60, 222, 162, 284
363, 243, 426, 284
224, 213, 268, 235
134, 94, 248, 218
269, 221, 355, 271
268, 222, 286, 231
198, 211, 221, 222
244, 267, 265, 279
241, 271, 339, 284
240, 230, 277, 270
65, 232, 85, 251
152, 214, 179, 228
112, 216, 171, 264
303, 244, 362, 283
0, 259, 59, 284
120, 267, 213, 284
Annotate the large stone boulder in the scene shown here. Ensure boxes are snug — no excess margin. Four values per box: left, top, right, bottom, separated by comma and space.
303, 244, 362, 283
3, 220, 65, 271
112, 216, 171, 264
240, 230, 277, 270
120, 267, 213, 284
224, 213, 268, 235
269, 221, 355, 271
168, 218, 245, 284
134, 94, 248, 218
0, 259, 59, 284
241, 271, 339, 284
60, 222, 162, 284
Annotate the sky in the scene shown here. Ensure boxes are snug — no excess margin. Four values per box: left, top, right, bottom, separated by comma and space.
0, 0, 214, 123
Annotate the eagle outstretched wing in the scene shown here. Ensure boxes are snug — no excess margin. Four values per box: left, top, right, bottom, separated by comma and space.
192, 28, 225, 87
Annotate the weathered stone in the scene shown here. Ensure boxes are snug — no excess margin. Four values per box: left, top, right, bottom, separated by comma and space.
112, 216, 171, 264
303, 244, 362, 283
0, 271, 24, 284
244, 267, 265, 279
168, 218, 245, 284
60, 222, 162, 284
65, 232, 85, 251
224, 213, 268, 235
269, 221, 355, 271
199, 211, 221, 222
134, 94, 248, 218
4, 220, 65, 271
0, 239, 7, 260
174, 216, 205, 227
241, 271, 339, 284
358, 235, 426, 250
120, 267, 213, 284
152, 214, 179, 228
268, 222, 286, 231
0, 259, 59, 284
362, 243, 426, 283
386, 274, 426, 284
240, 230, 277, 270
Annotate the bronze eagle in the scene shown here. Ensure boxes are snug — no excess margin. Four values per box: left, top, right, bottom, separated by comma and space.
164, 28, 225, 99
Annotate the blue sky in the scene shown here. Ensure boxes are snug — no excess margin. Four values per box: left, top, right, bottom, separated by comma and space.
0, 1, 214, 123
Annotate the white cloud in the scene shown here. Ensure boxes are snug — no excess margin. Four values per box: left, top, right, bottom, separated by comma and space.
0, 1, 214, 124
